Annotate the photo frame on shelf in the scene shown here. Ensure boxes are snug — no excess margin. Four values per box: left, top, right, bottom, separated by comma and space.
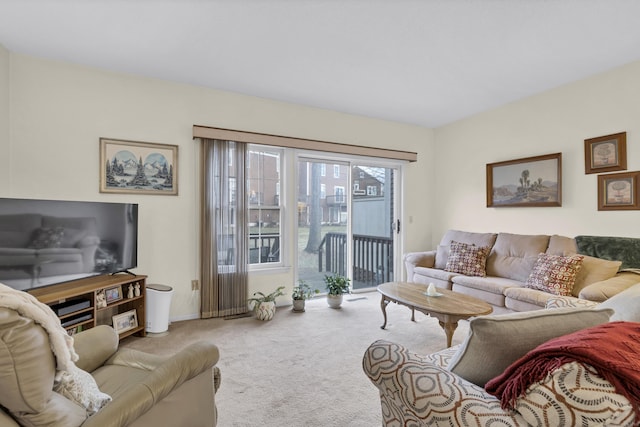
112, 309, 138, 334
584, 132, 627, 174
100, 137, 178, 195
104, 285, 123, 304
597, 171, 640, 211
486, 153, 562, 207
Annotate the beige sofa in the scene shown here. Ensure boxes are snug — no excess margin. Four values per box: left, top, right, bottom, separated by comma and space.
404, 230, 639, 313
0, 308, 220, 427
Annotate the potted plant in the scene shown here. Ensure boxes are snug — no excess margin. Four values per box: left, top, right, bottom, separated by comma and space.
291, 280, 319, 312
324, 274, 350, 309
247, 286, 285, 321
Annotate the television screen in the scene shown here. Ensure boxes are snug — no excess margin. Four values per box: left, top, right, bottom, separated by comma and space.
0, 198, 138, 291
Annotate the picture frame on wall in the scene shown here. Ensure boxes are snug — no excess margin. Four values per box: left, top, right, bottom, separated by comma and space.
597, 171, 640, 211
584, 132, 627, 174
112, 309, 138, 334
100, 138, 178, 195
486, 153, 562, 207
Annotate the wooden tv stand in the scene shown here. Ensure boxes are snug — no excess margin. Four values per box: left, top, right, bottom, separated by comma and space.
28, 274, 147, 341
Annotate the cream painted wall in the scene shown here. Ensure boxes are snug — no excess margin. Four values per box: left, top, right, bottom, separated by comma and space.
4, 51, 433, 320
0, 44, 9, 194
432, 60, 640, 246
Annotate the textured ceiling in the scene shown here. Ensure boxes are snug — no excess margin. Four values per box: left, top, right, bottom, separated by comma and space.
1, 0, 640, 128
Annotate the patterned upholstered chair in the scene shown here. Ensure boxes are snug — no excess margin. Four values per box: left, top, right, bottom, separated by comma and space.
363, 307, 637, 426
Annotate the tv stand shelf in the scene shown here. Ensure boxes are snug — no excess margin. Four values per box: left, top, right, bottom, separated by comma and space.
28, 274, 147, 340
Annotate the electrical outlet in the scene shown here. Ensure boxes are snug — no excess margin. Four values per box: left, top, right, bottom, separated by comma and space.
191, 280, 200, 291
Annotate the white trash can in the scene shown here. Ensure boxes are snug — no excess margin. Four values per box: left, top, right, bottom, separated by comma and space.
145, 284, 174, 334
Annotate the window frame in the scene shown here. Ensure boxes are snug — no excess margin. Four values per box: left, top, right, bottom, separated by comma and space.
247, 145, 284, 269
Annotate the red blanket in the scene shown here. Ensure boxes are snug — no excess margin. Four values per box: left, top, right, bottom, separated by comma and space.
485, 321, 640, 416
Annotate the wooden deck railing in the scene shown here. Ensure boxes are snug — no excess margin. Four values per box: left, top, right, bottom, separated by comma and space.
318, 232, 393, 286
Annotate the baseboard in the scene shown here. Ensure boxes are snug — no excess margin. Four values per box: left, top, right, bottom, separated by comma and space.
169, 313, 200, 323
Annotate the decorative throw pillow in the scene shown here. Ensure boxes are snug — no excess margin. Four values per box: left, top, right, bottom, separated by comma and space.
571, 255, 621, 297
28, 227, 64, 249
444, 241, 490, 277
447, 307, 613, 387
525, 253, 584, 296
54, 364, 111, 415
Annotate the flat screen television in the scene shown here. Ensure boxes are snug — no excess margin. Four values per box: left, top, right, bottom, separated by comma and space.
0, 197, 138, 291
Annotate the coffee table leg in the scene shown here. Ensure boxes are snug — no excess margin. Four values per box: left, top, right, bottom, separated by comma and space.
438, 320, 458, 348
380, 295, 390, 329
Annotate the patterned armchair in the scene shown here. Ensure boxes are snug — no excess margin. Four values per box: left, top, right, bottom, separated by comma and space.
363, 340, 635, 426
363, 306, 637, 427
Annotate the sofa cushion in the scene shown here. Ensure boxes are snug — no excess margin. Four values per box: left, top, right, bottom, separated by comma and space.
412, 266, 460, 286
446, 307, 613, 387
525, 253, 584, 296
444, 241, 490, 277
545, 234, 577, 256
572, 255, 621, 297
599, 281, 640, 322
486, 233, 550, 282
0, 231, 32, 248
434, 230, 497, 269
28, 227, 64, 249
504, 286, 557, 308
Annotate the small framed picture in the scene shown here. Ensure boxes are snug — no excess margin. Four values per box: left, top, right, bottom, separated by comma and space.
104, 286, 123, 304
598, 171, 640, 211
585, 132, 627, 174
112, 309, 138, 334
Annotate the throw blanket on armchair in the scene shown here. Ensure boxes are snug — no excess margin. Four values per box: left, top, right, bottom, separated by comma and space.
485, 321, 640, 416
0, 282, 78, 372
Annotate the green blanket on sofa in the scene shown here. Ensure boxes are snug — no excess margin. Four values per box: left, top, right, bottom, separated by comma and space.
575, 235, 640, 270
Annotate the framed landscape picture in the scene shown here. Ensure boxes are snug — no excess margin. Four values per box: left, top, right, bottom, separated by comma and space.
584, 132, 627, 174
597, 171, 640, 211
100, 138, 178, 195
487, 153, 562, 207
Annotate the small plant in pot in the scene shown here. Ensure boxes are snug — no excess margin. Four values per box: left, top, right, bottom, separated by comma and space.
248, 286, 285, 321
324, 274, 350, 309
291, 279, 319, 312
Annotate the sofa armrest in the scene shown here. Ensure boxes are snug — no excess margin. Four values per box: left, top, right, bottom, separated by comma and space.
73, 325, 119, 372
403, 250, 436, 281
363, 340, 525, 425
579, 272, 640, 302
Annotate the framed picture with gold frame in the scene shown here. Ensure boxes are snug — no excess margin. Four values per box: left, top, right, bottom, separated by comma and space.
597, 171, 640, 211
584, 132, 627, 174
486, 153, 562, 207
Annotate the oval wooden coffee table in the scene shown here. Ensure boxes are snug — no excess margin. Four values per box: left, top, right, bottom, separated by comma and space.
378, 281, 493, 347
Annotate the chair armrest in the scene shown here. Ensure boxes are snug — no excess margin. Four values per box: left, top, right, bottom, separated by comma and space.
363, 340, 525, 425
73, 325, 119, 372
403, 251, 436, 281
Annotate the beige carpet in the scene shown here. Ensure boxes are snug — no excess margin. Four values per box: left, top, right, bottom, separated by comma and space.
121, 291, 470, 427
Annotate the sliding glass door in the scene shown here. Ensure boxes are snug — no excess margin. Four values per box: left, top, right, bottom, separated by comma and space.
296, 155, 400, 294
